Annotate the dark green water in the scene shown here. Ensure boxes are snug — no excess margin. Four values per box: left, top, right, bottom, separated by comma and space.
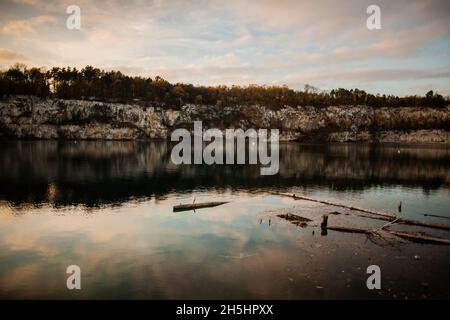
0, 141, 449, 299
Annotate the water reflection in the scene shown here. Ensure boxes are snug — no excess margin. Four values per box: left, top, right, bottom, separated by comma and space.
0, 141, 448, 207
1, 194, 449, 299
0, 141, 449, 299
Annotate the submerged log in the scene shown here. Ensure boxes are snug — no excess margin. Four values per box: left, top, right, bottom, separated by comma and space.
321, 215, 376, 235
321, 215, 328, 229
173, 201, 228, 212
320, 215, 450, 245
325, 226, 450, 245
389, 231, 450, 245
423, 213, 450, 220
326, 226, 373, 234
278, 213, 312, 222
269, 192, 450, 231
277, 213, 312, 227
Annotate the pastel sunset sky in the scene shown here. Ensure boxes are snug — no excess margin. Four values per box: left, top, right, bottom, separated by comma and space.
0, 0, 449, 95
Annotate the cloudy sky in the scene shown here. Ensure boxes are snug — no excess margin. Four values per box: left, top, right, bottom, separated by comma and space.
0, 0, 449, 95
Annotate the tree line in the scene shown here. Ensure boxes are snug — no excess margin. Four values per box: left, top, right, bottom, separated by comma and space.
0, 64, 448, 109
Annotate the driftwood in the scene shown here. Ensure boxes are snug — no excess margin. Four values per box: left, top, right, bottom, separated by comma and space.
269, 192, 450, 231
321, 215, 372, 235
389, 231, 450, 245
326, 226, 373, 234
423, 213, 450, 220
321, 215, 328, 229
326, 226, 450, 245
359, 214, 450, 231
277, 213, 312, 227
173, 201, 228, 212
320, 216, 450, 245
277, 213, 312, 222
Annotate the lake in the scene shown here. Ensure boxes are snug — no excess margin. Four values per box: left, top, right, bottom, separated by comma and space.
0, 141, 449, 299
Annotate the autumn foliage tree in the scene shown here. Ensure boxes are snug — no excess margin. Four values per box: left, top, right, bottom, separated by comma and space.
0, 64, 448, 109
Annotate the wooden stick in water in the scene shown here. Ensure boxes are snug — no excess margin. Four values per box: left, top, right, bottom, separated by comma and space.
269, 192, 450, 231
388, 231, 450, 245
326, 226, 373, 234
320, 216, 450, 245
423, 213, 450, 220
325, 225, 450, 245
173, 201, 228, 212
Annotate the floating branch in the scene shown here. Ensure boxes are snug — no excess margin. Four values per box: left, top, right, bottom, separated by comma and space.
360, 214, 450, 232
277, 213, 312, 227
389, 231, 450, 245
321, 214, 372, 235
269, 192, 397, 219
326, 226, 373, 235
423, 213, 450, 220
325, 225, 450, 245
320, 216, 450, 245
173, 201, 228, 212
269, 192, 450, 231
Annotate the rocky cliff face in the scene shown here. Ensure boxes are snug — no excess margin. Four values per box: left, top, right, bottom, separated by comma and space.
0, 96, 448, 143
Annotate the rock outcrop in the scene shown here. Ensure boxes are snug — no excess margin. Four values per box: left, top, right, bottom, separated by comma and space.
0, 96, 448, 143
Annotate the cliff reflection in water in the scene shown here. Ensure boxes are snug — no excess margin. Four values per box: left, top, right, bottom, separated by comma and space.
0, 140, 448, 207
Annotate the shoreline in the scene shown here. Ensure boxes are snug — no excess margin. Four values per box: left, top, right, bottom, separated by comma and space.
1, 137, 449, 147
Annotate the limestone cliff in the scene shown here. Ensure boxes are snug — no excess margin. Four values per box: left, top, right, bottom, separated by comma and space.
0, 96, 448, 143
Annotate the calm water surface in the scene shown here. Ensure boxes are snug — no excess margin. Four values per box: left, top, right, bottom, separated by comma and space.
0, 141, 449, 299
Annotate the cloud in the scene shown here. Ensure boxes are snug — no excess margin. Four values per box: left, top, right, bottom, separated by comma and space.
0, 0, 448, 95
285, 67, 450, 83
11, 0, 40, 5
0, 48, 28, 61
281, 67, 450, 91
0, 15, 57, 36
